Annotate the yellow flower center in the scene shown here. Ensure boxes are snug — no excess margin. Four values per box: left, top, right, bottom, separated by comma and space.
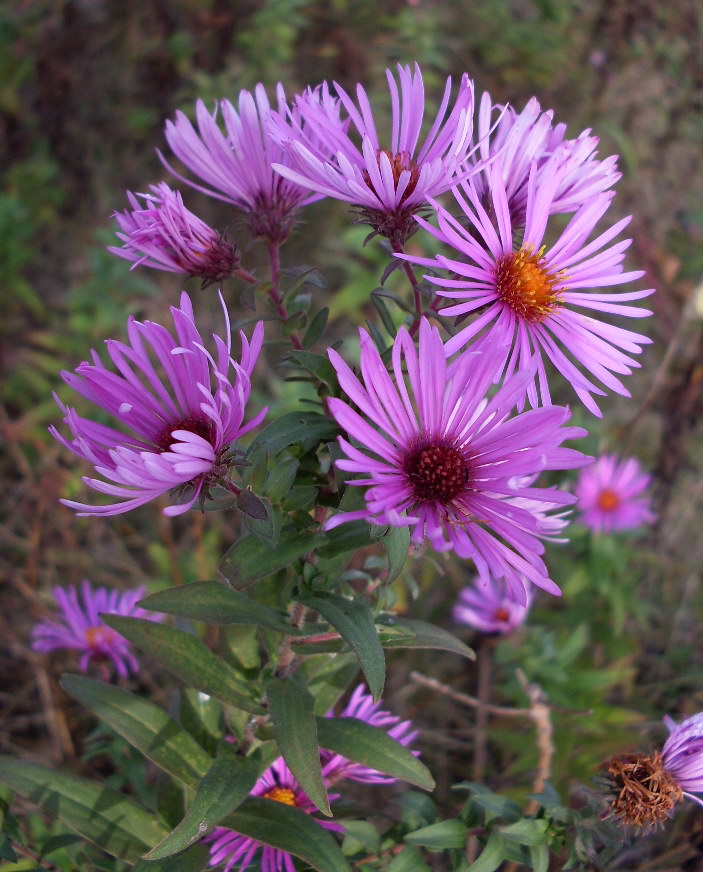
597, 488, 621, 512
494, 245, 563, 323
262, 787, 297, 806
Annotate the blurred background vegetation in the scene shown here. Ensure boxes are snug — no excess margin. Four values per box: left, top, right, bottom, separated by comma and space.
2, 0, 703, 867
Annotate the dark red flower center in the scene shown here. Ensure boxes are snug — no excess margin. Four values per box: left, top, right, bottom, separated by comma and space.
606, 751, 683, 829
597, 488, 621, 512
403, 442, 468, 504
494, 607, 510, 622
262, 786, 297, 806
363, 149, 421, 205
156, 414, 216, 452
494, 245, 563, 323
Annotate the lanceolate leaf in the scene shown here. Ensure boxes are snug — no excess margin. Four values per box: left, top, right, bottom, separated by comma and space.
133, 843, 211, 872
316, 717, 435, 791
249, 411, 339, 457
0, 757, 167, 863
145, 746, 263, 860
60, 675, 212, 790
404, 820, 468, 850
220, 529, 320, 589
377, 615, 475, 661
102, 616, 265, 714
264, 676, 330, 817
138, 582, 300, 635
381, 526, 410, 584
221, 797, 352, 872
297, 592, 385, 701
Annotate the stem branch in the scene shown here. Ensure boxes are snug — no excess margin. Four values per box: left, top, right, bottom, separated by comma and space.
267, 240, 303, 350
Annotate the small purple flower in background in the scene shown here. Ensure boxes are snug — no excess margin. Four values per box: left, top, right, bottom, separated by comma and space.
205, 757, 342, 872
401, 157, 654, 416
325, 318, 589, 603
453, 578, 531, 635
31, 580, 160, 679
322, 684, 418, 784
271, 63, 476, 243
51, 292, 266, 516
470, 92, 620, 225
108, 183, 241, 284
160, 85, 325, 242
662, 713, 703, 806
575, 455, 655, 533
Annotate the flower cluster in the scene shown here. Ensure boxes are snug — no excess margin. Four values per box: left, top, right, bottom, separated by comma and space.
575, 454, 655, 533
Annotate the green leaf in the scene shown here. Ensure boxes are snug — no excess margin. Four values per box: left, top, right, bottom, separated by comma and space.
60, 675, 211, 789
249, 411, 339, 457
530, 842, 549, 872
102, 616, 264, 715
287, 350, 338, 388
145, 746, 263, 860
404, 820, 467, 851
133, 843, 211, 872
466, 832, 505, 872
0, 757, 166, 863
377, 616, 475, 660
264, 455, 299, 502
264, 676, 330, 816
381, 526, 409, 584
139, 582, 300, 635
318, 521, 371, 559
298, 592, 385, 701
304, 652, 360, 716
221, 797, 351, 872
371, 291, 398, 338
302, 307, 329, 349
341, 820, 380, 856
500, 819, 548, 846
316, 717, 434, 791
388, 846, 431, 872
220, 529, 320, 589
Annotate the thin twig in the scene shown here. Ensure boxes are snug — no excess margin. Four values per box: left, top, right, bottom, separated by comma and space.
390, 240, 426, 335
10, 840, 59, 870
409, 670, 531, 718
516, 668, 554, 814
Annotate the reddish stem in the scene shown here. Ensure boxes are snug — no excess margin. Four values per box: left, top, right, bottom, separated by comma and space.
391, 240, 426, 336
267, 239, 303, 350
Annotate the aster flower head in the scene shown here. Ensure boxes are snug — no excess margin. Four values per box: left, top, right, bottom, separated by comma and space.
31, 580, 161, 679
325, 318, 590, 603
51, 292, 266, 517
470, 92, 620, 226
322, 684, 418, 784
402, 156, 654, 416
604, 713, 703, 830
206, 757, 342, 872
161, 84, 323, 242
108, 183, 240, 284
575, 454, 655, 533
453, 577, 531, 635
271, 63, 477, 243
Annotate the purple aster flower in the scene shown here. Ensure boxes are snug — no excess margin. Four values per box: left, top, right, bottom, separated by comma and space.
160, 85, 325, 242
574, 454, 655, 533
470, 92, 620, 225
401, 157, 654, 416
51, 292, 266, 517
662, 713, 703, 805
321, 684, 418, 785
325, 318, 590, 603
31, 580, 161, 680
271, 63, 476, 242
453, 578, 531, 635
108, 183, 241, 284
205, 757, 343, 872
